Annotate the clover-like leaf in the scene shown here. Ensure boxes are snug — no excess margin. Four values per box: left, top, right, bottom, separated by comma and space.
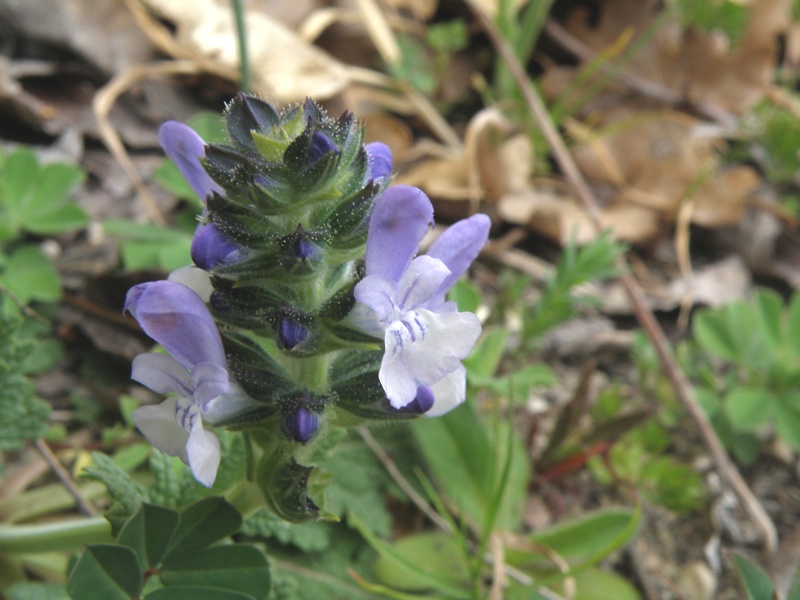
67, 544, 142, 600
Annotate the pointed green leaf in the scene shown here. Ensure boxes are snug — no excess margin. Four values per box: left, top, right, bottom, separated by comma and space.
372, 532, 469, 593
67, 544, 142, 600
730, 553, 775, 600
116, 503, 180, 569
161, 545, 270, 600
165, 497, 242, 559
529, 507, 638, 561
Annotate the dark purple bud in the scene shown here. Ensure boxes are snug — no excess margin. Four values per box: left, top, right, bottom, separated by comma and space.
284, 407, 318, 443
399, 386, 435, 414
278, 317, 310, 350
365, 142, 393, 180
191, 223, 241, 270
287, 224, 318, 262
307, 131, 338, 165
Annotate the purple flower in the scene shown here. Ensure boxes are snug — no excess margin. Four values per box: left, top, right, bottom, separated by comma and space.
350, 185, 489, 414
126, 280, 258, 486
365, 142, 392, 181
158, 121, 222, 202
158, 121, 241, 271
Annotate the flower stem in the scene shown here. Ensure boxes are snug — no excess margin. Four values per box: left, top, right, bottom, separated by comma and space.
231, 0, 251, 93
0, 517, 112, 554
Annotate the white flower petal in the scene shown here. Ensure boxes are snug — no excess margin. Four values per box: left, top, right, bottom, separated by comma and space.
132, 354, 193, 396
344, 302, 386, 339
354, 275, 398, 324
396, 256, 450, 310
132, 398, 190, 461
203, 383, 263, 424
425, 365, 467, 417
381, 309, 481, 407
186, 419, 221, 487
168, 266, 214, 302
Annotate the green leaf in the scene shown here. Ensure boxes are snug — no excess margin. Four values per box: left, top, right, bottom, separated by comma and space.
788, 293, 800, 357
372, 532, 469, 593
25, 203, 88, 235
730, 553, 775, 600
26, 162, 84, 209
3, 148, 38, 212
165, 497, 242, 559
349, 513, 471, 600
463, 328, 508, 378
241, 508, 332, 552
754, 289, 783, 350
693, 309, 738, 361
67, 544, 142, 600
116, 503, 180, 569
449, 279, 481, 314
725, 388, 773, 431
411, 401, 528, 532
144, 586, 255, 600
0, 245, 61, 304
773, 396, 800, 450
569, 567, 642, 600
529, 507, 639, 561
81, 452, 145, 535
161, 545, 270, 600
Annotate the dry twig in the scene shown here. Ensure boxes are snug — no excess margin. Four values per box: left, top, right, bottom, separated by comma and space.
467, 0, 778, 552
34, 439, 97, 517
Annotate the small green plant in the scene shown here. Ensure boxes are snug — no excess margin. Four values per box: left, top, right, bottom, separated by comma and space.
690, 289, 800, 463
0, 147, 88, 304
391, 20, 469, 103
524, 231, 625, 342
0, 303, 52, 468
67, 498, 271, 600
673, 0, 748, 43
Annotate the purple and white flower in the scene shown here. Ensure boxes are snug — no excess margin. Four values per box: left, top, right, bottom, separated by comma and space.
126, 280, 258, 486
351, 185, 490, 415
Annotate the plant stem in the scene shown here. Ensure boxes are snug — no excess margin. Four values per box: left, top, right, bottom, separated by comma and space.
0, 517, 112, 554
231, 0, 251, 93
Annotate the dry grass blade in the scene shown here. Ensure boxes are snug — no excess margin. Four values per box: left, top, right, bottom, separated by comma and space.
93, 60, 204, 226
467, 0, 778, 552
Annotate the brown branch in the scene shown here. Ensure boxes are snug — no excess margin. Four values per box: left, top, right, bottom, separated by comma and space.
467, 0, 778, 552
34, 439, 98, 517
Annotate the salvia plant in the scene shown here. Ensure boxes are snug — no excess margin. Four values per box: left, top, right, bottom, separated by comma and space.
125, 93, 490, 522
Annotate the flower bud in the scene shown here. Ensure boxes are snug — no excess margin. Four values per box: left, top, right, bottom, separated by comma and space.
307, 131, 338, 165
399, 386, 435, 414
191, 223, 241, 270
278, 317, 310, 350
284, 407, 318, 443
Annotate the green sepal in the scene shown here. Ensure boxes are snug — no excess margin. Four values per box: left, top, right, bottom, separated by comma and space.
221, 332, 296, 405
255, 442, 320, 523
